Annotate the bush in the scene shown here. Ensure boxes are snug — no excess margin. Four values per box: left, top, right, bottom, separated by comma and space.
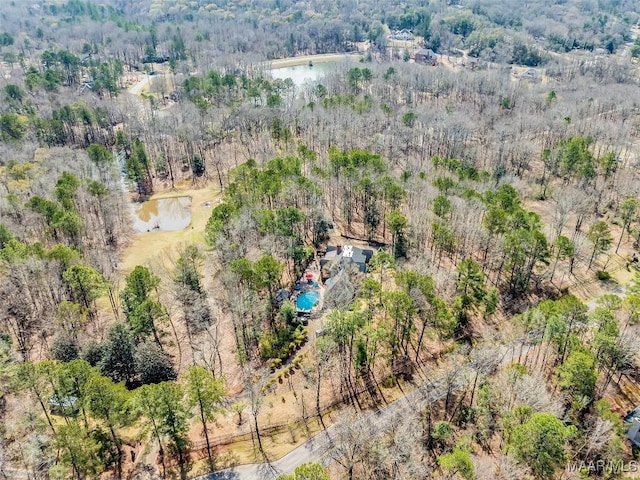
192, 155, 205, 176
278, 301, 297, 324
596, 270, 611, 281
259, 332, 279, 360
269, 358, 282, 371
262, 379, 276, 394
382, 374, 397, 388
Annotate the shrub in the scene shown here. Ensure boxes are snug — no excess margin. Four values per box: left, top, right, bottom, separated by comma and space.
596, 270, 611, 281
269, 358, 282, 371
382, 374, 397, 388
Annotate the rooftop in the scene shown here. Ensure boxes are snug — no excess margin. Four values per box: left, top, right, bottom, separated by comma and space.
416, 48, 436, 56
323, 244, 373, 272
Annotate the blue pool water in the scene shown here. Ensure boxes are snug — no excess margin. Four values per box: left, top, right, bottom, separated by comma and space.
297, 291, 320, 310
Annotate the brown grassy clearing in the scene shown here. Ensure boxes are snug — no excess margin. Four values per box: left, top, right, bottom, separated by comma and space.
116, 183, 221, 274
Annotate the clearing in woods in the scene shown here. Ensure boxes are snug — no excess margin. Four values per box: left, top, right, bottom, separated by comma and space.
117, 183, 220, 273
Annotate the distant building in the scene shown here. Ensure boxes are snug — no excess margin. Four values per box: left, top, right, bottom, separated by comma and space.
391, 29, 415, 41
49, 395, 78, 414
624, 408, 640, 447
415, 48, 437, 65
49, 395, 78, 408
628, 421, 640, 448
273, 288, 290, 306
143, 54, 169, 64
520, 68, 538, 79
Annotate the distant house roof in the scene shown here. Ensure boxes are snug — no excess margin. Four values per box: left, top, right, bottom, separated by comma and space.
49, 395, 78, 408
343, 245, 366, 264
628, 420, 640, 447
274, 289, 290, 303
416, 48, 436, 58
625, 408, 640, 423
391, 29, 415, 40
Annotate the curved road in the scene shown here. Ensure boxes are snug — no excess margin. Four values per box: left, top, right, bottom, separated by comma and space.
199, 428, 334, 480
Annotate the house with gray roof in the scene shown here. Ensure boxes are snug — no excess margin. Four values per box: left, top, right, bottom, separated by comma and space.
391, 29, 415, 41
321, 244, 374, 273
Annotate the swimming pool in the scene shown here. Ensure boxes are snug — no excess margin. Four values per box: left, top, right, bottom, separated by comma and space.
297, 291, 320, 311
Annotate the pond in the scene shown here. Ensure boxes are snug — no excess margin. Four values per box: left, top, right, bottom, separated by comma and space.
131, 196, 192, 232
270, 62, 334, 87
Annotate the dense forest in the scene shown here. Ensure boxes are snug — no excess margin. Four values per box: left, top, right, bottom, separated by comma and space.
2, 0, 640, 479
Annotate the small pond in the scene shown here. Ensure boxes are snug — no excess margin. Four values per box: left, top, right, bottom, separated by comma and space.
131, 196, 192, 232
297, 291, 320, 311
270, 62, 334, 87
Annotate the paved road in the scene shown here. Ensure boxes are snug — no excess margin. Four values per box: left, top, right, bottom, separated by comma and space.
197, 343, 517, 480
200, 428, 334, 480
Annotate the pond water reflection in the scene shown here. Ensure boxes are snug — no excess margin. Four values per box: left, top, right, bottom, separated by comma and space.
270, 62, 333, 87
131, 196, 192, 232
